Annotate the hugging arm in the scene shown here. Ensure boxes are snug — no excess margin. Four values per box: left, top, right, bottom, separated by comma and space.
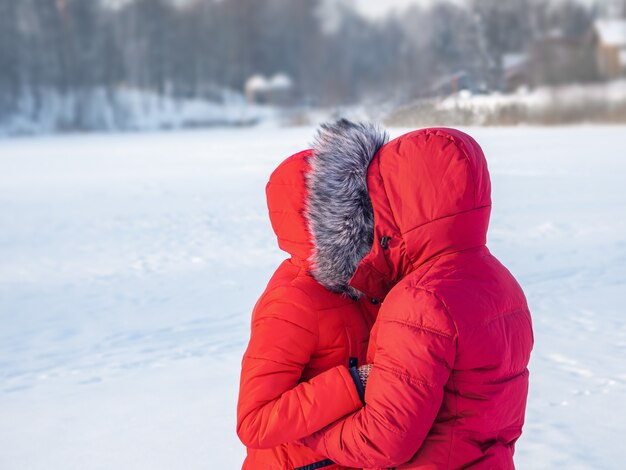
236, 289, 363, 449
302, 288, 457, 468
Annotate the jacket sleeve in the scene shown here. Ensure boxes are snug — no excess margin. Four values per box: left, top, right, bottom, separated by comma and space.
301, 287, 457, 468
236, 287, 364, 449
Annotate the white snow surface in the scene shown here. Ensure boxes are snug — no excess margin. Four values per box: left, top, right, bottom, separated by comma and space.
1, 126, 625, 469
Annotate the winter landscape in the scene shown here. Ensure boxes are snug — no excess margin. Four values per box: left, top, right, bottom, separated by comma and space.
2, 0, 626, 467
1, 125, 625, 469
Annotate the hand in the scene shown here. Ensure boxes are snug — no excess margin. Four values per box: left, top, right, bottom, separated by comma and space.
357, 364, 372, 390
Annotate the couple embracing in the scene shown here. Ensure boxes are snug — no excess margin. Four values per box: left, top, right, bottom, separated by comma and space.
237, 120, 533, 470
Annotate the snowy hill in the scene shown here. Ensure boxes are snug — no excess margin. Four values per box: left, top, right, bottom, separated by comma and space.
0, 126, 625, 469
387, 80, 626, 126
0, 88, 275, 136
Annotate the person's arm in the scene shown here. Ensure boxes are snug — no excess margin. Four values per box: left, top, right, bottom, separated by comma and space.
302, 287, 457, 468
236, 287, 363, 449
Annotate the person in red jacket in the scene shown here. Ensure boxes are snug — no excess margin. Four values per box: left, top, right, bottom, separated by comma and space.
236, 148, 384, 470
300, 120, 534, 469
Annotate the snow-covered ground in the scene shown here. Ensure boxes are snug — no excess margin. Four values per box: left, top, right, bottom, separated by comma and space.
1, 126, 624, 469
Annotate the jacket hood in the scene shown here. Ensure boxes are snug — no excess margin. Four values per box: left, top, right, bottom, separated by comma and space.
306, 119, 389, 297
307, 121, 491, 300
266, 150, 314, 263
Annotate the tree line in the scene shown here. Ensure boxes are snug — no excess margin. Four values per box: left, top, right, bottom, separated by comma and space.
0, 0, 621, 129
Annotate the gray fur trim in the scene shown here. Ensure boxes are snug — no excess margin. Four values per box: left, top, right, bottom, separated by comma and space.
306, 119, 389, 298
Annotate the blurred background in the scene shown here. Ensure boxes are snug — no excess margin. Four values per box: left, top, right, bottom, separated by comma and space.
1, 0, 626, 134
1, 1, 626, 470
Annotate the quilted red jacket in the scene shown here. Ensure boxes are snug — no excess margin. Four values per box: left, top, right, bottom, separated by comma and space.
237, 150, 377, 470
303, 127, 534, 469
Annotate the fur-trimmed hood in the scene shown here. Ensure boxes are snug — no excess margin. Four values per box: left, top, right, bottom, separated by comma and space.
306, 121, 492, 301
305, 119, 388, 297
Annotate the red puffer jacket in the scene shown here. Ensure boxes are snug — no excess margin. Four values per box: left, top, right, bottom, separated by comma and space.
237, 150, 377, 470
303, 126, 533, 469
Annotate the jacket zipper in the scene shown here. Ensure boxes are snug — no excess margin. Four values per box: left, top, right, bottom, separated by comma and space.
293, 458, 334, 470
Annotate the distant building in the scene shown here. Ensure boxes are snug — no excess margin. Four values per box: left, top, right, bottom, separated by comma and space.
267, 73, 294, 106
429, 71, 484, 97
591, 19, 626, 79
244, 73, 294, 106
245, 74, 270, 104
502, 52, 530, 92
529, 32, 591, 86
503, 29, 599, 90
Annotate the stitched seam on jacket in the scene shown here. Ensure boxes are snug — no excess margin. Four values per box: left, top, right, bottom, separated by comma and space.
400, 205, 491, 238
453, 368, 529, 386
446, 373, 459, 468
271, 236, 310, 245
281, 283, 316, 307
412, 287, 460, 343
382, 317, 454, 339
254, 314, 317, 336
375, 147, 403, 237
307, 300, 355, 312
350, 421, 368, 467
375, 363, 438, 389
351, 416, 382, 469
358, 256, 390, 281
409, 258, 438, 285
425, 130, 478, 207
410, 246, 487, 283
279, 281, 352, 314
263, 277, 314, 302
469, 308, 528, 329
487, 368, 530, 386
469, 424, 524, 436
313, 282, 321, 355
366, 397, 409, 437
338, 366, 361, 408
260, 295, 312, 313
409, 282, 460, 469
298, 391, 310, 436
243, 355, 298, 367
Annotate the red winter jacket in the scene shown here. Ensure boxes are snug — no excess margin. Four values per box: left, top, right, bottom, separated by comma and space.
237, 150, 377, 470
303, 126, 533, 469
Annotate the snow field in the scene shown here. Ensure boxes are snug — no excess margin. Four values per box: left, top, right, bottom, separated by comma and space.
0, 126, 625, 469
